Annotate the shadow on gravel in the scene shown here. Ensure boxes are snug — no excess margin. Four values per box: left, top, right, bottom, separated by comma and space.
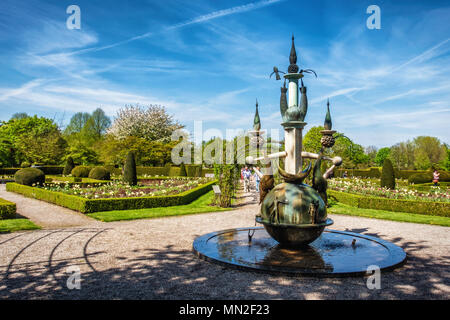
0, 227, 448, 299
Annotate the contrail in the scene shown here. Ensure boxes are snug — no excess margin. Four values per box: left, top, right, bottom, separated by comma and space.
61, 0, 285, 57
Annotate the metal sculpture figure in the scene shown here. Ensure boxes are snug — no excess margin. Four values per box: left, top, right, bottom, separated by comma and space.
270, 66, 285, 80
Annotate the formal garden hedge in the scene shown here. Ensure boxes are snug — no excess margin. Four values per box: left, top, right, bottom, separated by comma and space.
328, 189, 450, 217
0, 197, 16, 219
0, 166, 64, 176
6, 180, 217, 213
2, 165, 217, 178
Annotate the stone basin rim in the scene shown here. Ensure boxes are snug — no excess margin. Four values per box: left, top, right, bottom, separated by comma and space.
193, 227, 407, 278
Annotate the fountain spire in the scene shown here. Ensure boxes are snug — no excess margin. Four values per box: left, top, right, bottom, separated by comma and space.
253, 99, 261, 131
324, 99, 332, 130
288, 35, 299, 73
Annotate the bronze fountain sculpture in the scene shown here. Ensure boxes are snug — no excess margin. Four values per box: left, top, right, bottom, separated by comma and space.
193, 36, 406, 276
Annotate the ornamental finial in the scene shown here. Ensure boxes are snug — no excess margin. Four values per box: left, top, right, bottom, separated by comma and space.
324, 99, 332, 130
253, 99, 261, 131
288, 35, 299, 73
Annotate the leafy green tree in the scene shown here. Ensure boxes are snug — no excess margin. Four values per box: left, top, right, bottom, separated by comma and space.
97, 135, 175, 166
0, 116, 65, 166
10, 113, 29, 120
413, 136, 446, 170
375, 147, 390, 166
64, 112, 91, 135
389, 141, 415, 169
65, 143, 99, 165
16, 131, 67, 165
89, 108, 111, 138
303, 126, 324, 153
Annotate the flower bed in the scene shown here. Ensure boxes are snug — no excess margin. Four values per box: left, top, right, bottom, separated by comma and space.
41, 177, 211, 199
328, 190, 450, 217
6, 180, 216, 213
328, 178, 449, 203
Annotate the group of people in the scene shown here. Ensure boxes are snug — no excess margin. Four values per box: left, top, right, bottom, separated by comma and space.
241, 166, 261, 193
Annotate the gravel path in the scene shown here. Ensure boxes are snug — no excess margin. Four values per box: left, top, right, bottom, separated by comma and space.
0, 190, 448, 299
0, 185, 100, 228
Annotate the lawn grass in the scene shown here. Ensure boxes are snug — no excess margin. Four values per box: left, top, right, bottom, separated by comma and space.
0, 218, 40, 233
329, 202, 450, 227
87, 190, 231, 222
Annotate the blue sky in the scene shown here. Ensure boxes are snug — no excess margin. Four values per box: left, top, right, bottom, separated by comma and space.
0, 0, 449, 148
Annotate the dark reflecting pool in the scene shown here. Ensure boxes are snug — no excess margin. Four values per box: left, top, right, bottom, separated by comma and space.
193, 227, 406, 277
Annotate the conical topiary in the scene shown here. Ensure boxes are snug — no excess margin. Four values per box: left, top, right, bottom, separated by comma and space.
123, 152, 137, 186
179, 163, 187, 176
63, 157, 75, 176
380, 158, 396, 190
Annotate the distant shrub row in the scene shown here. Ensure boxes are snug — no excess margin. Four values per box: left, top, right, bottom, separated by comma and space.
6, 180, 216, 214
328, 190, 450, 217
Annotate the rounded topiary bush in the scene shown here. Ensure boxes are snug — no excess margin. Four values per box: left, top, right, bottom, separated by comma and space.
63, 157, 75, 176
88, 167, 111, 181
14, 168, 45, 186
123, 152, 137, 186
380, 158, 395, 189
71, 166, 91, 178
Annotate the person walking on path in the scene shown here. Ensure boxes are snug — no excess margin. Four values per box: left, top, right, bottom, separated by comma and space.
433, 170, 440, 186
254, 167, 261, 192
242, 166, 252, 193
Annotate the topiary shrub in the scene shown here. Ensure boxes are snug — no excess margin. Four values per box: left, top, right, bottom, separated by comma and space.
88, 167, 111, 181
21, 161, 31, 168
380, 158, 395, 189
14, 167, 45, 186
123, 152, 137, 186
179, 163, 187, 176
71, 166, 91, 178
63, 157, 75, 176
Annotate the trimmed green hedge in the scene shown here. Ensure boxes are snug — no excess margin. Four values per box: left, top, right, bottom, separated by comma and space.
328, 190, 450, 217
334, 168, 440, 179
0, 197, 16, 219
0, 166, 64, 176
6, 180, 217, 214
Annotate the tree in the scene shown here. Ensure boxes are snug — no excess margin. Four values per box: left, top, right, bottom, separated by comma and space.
413, 136, 446, 170
86, 108, 111, 139
107, 105, 184, 142
389, 141, 415, 169
16, 131, 67, 165
97, 135, 175, 166
380, 158, 395, 190
303, 126, 324, 153
65, 143, 99, 165
64, 112, 91, 135
375, 147, 390, 166
123, 151, 137, 186
0, 116, 65, 166
365, 146, 378, 167
10, 113, 29, 120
